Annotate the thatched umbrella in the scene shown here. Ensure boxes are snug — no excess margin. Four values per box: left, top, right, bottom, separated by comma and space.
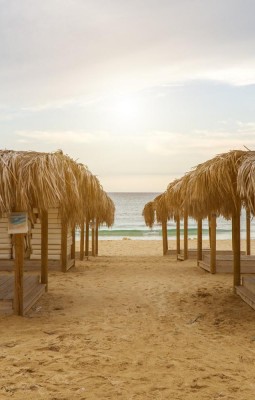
143, 192, 174, 255
165, 176, 192, 260
142, 201, 155, 229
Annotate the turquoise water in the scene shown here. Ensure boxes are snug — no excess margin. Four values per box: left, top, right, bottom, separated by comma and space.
76, 192, 254, 240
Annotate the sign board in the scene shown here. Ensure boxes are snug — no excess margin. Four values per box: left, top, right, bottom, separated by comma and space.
8, 212, 28, 234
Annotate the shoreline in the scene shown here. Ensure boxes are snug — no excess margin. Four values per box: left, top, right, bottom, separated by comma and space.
75, 239, 255, 257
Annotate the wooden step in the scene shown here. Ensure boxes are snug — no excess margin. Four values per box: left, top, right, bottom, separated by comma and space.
23, 284, 46, 314
242, 277, 255, 295
236, 286, 255, 311
198, 261, 211, 272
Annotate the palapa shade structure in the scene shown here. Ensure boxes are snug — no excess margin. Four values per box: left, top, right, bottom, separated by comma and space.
182, 149, 253, 289
0, 149, 99, 315
77, 166, 115, 259
143, 192, 177, 255
165, 175, 194, 260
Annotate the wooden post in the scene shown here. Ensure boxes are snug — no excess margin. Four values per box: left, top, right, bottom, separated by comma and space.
208, 215, 211, 248
91, 221, 95, 257
95, 219, 99, 256
232, 204, 241, 290
41, 210, 48, 292
85, 219, 89, 257
210, 214, 216, 274
71, 226, 76, 260
14, 234, 24, 316
80, 220, 85, 261
246, 209, 251, 256
183, 211, 188, 260
162, 219, 168, 255
197, 218, 203, 264
176, 216, 181, 258
61, 221, 68, 272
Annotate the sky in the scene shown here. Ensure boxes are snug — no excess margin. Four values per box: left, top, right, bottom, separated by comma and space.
1, 0, 255, 192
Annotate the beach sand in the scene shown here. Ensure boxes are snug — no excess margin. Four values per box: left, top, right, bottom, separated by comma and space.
0, 239, 255, 399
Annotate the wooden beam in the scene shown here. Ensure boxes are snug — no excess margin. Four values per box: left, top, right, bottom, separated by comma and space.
80, 220, 84, 261
14, 234, 24, 316
210, 214, 216, 274
61, 221, 68, 272
91, 220, 95, 257
208, 215, 211, 248
85, 219, 89, 257
183, 211, 188, 260
176, 216, 180, 258
246, 209, 251, 256
232, 204, 241, 290
162, 219, 168, 255
197, 218, 203, 264
95, 219, 99, 256
41, 210, 48, 292
71, 226, 75, 260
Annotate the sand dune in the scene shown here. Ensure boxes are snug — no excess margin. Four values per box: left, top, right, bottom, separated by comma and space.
0, 240, 255, 399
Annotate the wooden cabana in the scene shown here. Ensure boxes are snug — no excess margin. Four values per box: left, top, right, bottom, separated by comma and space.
181, 149, 255, 290
0, 149, 86, 315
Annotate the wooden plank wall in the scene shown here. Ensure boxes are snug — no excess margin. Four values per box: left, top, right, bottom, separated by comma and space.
0, 217, 12, 259
30, 208, 72, 262
0, 208, 73, 263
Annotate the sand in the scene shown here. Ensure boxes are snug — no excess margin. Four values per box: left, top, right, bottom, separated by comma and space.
1, 239, 255, 399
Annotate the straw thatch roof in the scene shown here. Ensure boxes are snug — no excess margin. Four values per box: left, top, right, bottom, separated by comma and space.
142, 201, 155, 228
237, 151, 255, 215
96, 191, 115, 227
166, 150, 252, 221
0, 149, 115, 226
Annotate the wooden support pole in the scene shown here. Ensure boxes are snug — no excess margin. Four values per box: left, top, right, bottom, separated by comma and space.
61, 221, 68, 272
95, 219, 99, 256
91, 221, 95, 257
208, 216, 211, 248
41, 210, 48, 292
80, 220, 85, 261
14, 234, 24, 316
246, 209, 251, 256
162, 219, 168, 255
210, 214, 216, 274
71, 226, 76, 260
176, 216, 181, 258
197, 218, 203, 264
183, 211, 188, 260
85, 219, 89, 257
232, 205, 241, 290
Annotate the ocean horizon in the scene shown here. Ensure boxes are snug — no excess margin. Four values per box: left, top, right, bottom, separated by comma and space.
76, 192, 253, 241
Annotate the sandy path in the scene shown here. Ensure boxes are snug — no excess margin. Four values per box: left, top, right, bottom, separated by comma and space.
0, 241, 255, 399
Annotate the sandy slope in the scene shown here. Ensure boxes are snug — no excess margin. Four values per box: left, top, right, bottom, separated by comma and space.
0, 240, 255, 399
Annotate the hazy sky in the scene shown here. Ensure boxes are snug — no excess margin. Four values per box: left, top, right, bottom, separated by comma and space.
1, 0, 255, 191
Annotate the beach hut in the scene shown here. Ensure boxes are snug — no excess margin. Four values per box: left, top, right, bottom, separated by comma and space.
181, 149, 255, 290
0, 149, 85, 315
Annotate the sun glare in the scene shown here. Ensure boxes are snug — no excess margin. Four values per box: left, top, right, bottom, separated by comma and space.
111, 96, 139, 121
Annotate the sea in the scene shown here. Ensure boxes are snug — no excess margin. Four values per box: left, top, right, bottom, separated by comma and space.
78, 192, 255, 241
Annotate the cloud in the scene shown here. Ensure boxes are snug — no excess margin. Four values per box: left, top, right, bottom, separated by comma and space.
145, 128, 255, 158
16, 130, 110, 144
1, 0, 255, 107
